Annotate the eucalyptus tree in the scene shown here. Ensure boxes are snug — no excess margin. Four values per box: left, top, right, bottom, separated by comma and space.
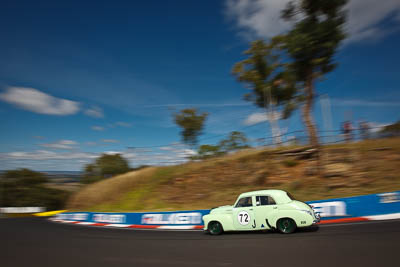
173, 108, 208, 149
233, 0, 348, 149
232, 39, 297, 145
281, 0, 348, 146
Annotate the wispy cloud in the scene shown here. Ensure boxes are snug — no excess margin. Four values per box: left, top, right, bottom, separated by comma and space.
331, 98, 400, 107
91, 126, 104, 131
369, 122, 392, 133
225, 0, 400, 43
0, 143, 198, 170
142, 102, 250, 108
84, 106, 104, 118
94, 122, 132, 130
86, 142, 97, 146
114, 121, 132, 127
345, 0, 400, 43
225, 0, 291, 40
1, 150, 96, 161
0, 87, 80, 115
244, 112, 268, 125
243, 111, 281, 125
396, 12, 400, 22
102, 139, 119, 143
40, 140, 78, 150
159, 146, 175, 151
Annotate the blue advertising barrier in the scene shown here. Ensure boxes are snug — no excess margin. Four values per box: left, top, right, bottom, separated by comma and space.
56, 209, 211, 228
306, 191, 400, 220
56, 191, 400, 227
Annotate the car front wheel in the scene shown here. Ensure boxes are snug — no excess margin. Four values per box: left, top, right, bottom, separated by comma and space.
208, 221, 223, 235
277, 218, 296, 234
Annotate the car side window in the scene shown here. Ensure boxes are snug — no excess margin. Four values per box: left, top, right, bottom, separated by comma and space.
268, 196, 276, 205
235, 197, 253, 208
256, 196, 276, 206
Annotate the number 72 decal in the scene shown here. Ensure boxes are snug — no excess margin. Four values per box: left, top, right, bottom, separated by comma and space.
237, 211, 250, 225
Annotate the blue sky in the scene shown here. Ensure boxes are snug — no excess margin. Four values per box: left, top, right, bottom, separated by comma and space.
1, 0, 400, 171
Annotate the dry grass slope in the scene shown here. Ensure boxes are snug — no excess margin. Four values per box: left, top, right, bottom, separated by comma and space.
67, 138, 400, 212
68, 167, 158, 210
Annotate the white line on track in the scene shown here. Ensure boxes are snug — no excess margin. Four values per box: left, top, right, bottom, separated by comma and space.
49, 218, 400, 232
319, 218, 400, 227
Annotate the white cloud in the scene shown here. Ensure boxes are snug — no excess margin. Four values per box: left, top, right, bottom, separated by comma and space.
244, 112, 268, 125
115, 121, 132, 127
2, 150, 96, 161
159, 146, 174, 151
225, 0, 291, 40
104, 151, 121, 155
143, 102, 251, 108
244, 111, 281, 125
41, 140, 78, 150
345, 0, 400, 43
84, 106, 104, 118
0, 143, 197, 170
122, 152, 137, 159
369, 122, 391, 133
102, 139, 119, 143
90, 122, 131, 131
86, 142, 97, 146
180, 149, 197, 157
0, 87, 80, 115
225, 0, 400, 43
91, 126, 104, 131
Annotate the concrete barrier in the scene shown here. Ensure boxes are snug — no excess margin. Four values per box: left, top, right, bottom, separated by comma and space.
0, 207, 45, 218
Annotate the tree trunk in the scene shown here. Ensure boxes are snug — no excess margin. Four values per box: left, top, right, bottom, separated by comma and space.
302, 76, 323, 175
302, 77, 319, 147
266, 86, 281, 146
268, 108, 281, 146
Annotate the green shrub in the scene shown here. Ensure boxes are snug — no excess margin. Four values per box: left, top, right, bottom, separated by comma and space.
282, 159, 299, 167
1, 169, 69, 210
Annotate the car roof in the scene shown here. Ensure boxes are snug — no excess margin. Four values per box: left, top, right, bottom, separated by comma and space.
238, 189, 287, 197
237, 189, 291, 204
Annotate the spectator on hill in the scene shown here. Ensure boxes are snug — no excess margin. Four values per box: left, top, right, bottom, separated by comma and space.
342, 121, 353, 142
359, 121, 370, 140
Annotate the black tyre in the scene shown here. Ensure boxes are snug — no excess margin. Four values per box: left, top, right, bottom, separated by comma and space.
208, 221, 223, 235
277, 218, 296, 234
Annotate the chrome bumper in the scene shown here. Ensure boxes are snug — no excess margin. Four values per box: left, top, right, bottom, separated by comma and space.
313, 212, 321, 224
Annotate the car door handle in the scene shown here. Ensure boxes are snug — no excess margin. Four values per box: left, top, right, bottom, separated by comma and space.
249, 209, 253, 211
273, 207, 277, 209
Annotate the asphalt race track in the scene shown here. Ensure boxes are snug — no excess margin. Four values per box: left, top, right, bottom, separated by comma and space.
1, 218, 399, 267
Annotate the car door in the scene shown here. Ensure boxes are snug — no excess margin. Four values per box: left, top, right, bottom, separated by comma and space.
253, 195, 278, 230
232, 196, 256, 231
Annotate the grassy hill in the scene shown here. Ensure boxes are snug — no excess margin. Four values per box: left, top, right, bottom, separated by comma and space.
67, 138, 400, 212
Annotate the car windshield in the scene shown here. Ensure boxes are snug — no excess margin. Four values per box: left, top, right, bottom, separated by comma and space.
235, 197, 253, 207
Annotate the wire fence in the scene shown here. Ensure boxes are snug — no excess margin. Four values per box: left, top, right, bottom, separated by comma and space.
125, 124, 395, 167
247, 125, 387, 148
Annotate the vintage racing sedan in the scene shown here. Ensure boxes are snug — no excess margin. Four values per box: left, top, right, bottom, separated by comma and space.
203, 189, 320, 235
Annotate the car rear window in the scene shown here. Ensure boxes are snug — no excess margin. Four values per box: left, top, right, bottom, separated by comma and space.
286, 192, 296, 200
256, 196, 276, 206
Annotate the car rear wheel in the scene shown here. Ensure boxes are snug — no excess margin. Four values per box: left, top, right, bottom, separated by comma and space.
277, 218, 296, 234
208, 221, 223, 235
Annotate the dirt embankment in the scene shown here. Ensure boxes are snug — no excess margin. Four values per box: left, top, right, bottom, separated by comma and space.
67, 138, 400, 212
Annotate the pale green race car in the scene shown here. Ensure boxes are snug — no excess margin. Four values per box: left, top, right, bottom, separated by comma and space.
203, 189, 320, 235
